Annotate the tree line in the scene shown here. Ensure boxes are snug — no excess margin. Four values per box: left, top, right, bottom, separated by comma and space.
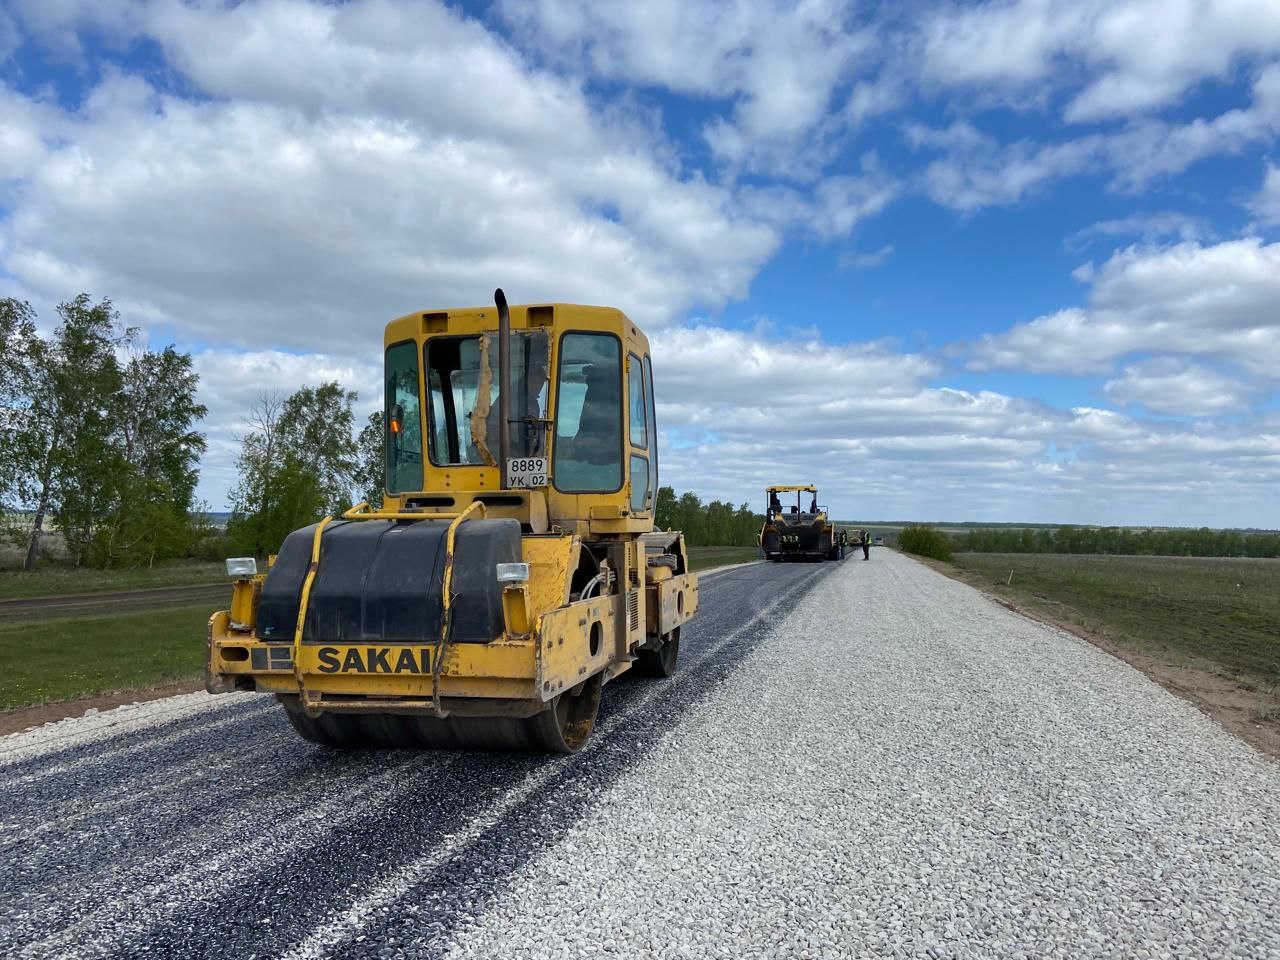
954, 525, 1280, 558
0, 295, 387, 569
654, 488, 763, 547
223, 388, 381, 558
2, 296, 207, 569
898, 526, 954, 562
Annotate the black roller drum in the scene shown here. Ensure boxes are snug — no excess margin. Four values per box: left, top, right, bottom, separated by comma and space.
255, 518, 520, 645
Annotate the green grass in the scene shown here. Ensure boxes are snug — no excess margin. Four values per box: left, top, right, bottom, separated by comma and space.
0, 604, 210, 709
0, 561, 226, 600
0, 545, 748, 708
687, 546, 760, 571
951, 553, 1280, 688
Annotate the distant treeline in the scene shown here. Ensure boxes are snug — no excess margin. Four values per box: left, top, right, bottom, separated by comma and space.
956, 526, 1280, 558
898, 526, 953, 562
654, 488, 763, 547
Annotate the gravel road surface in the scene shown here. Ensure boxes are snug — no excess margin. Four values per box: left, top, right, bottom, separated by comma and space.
2, 552, 1277, 959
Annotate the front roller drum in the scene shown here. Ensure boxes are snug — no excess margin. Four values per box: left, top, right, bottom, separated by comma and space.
277, 675, 603, 754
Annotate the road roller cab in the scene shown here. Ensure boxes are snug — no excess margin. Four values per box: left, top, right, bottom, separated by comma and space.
206, 292, 699, 752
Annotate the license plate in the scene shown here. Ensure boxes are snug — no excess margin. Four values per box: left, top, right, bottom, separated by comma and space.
507, 457, 548, 488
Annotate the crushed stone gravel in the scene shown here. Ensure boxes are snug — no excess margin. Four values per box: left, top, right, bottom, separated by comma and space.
438, 551, 1280, 960
0, 690, 265, 768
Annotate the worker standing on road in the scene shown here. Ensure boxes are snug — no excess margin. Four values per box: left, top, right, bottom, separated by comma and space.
861, 529, 870, 561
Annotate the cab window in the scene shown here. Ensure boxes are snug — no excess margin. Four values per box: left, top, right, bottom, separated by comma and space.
424, 337, 484, 465
630, 454, 649, 511
384, 341, 423, 494
628, 353, 647, 449
553, 333, 622, 492
425, 332, 549, 465
643, 354, 658, 508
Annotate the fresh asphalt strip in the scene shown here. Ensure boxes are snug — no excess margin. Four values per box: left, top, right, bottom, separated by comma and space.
0, 559, 833, 960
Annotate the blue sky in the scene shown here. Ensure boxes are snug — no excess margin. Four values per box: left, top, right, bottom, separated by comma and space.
2, 0, 1279, 525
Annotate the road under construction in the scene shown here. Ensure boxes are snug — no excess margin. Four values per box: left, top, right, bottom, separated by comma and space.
3, 552, 1278, 960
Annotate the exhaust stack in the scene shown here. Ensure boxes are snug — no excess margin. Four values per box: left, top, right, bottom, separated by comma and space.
495, 288, 512, 490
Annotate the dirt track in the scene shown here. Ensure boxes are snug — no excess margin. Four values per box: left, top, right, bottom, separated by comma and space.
0, 583, 229, 622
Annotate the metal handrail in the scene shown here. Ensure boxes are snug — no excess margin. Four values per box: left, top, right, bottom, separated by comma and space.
341, 501, 467, 522
431, 500, 488, 717
291, 515, 335, 690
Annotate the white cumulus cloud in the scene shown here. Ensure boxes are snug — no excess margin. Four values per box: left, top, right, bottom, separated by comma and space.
970, 238, 1280, 378
1103, 358, 1258, 416
497, 0, 871, 176
1249, 162, 1280, 224
0, 0, 785, 353
920, 0, 1280, 122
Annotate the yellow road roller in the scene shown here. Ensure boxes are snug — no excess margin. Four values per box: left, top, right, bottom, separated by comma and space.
206, 291, 698, 751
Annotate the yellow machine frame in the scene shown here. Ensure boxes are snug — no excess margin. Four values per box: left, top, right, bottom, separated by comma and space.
206, 297, 698, 750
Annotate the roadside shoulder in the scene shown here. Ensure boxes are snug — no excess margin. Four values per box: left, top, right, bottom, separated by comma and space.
904, 551, 1280, 763
0, 680, 205, 738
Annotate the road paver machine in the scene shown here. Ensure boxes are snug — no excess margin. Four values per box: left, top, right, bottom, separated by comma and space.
759, 484, 840, 562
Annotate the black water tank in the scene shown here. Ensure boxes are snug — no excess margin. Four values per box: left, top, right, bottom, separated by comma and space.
254, 518, 520, 645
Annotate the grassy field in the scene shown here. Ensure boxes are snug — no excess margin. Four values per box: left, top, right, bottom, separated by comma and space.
0, 561, 226, 600
833, 523, 1049, 543
687, 546, 759, 571
0, 548, 758, 710
1, 548, 758, 599
0, 604, 209, 709
951, 553, 1280, 689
